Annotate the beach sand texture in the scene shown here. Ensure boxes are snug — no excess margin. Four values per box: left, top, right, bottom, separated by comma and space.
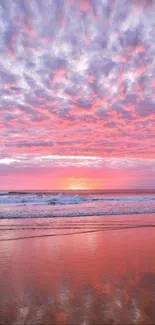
0, 214, 155, 324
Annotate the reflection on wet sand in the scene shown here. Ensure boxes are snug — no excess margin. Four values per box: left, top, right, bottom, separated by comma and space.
0, 215, 155, 324
1, 274, 155, 324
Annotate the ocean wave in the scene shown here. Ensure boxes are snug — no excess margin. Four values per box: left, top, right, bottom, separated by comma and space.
1, 193, 155, 205
0, 191, 9, 196
1, 208, 155, 219
0, 194, 86, 205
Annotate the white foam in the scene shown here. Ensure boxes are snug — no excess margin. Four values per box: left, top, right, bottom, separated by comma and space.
1, 204, 155, 219
0, 193, 155, 206
0, 193, 86, 205
0, 191, 9, 195
1, 193, 155, 219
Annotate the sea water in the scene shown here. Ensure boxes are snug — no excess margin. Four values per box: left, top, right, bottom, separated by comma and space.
1, 189, 155, 218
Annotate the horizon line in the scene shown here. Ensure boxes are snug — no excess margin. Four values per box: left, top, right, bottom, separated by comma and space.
1, 189, 155, 192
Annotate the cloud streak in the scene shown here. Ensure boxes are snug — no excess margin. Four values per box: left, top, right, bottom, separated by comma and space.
0, 0, 155, 188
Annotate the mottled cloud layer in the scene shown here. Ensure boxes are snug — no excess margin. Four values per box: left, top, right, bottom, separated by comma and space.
0, 0, 155, 188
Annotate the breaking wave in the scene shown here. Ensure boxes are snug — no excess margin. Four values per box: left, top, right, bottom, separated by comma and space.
1, 192, 155, 205
1, 191, 155, 218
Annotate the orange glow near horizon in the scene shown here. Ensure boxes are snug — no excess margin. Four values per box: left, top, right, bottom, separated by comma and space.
50, 177, 102, 191
68, 184, 89, 190
66, 178, 90, 190
1, 159, 155, 191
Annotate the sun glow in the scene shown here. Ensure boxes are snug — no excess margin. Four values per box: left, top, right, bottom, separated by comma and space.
69, 185, 89, 190
67, 178, 89, 190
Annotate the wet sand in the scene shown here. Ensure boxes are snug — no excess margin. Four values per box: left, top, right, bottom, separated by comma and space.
1, 214, 155, 324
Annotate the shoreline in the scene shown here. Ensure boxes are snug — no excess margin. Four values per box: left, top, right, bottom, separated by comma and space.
1, 214, 155, 324
1, 210, 155, 219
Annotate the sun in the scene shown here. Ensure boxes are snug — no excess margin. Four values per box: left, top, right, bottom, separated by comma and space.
66, 178, 90, 190
70, 185, 88, 190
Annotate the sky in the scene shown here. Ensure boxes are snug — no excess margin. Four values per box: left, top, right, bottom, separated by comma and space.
0, 0, 155, 190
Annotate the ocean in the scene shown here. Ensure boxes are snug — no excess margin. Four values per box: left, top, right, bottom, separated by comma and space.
1, 189, 155, 219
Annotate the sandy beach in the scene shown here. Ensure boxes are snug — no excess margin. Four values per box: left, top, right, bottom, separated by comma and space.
0, 214, 155, 324
1, 0, 155, 322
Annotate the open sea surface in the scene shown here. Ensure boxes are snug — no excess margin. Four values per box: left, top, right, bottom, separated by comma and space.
1, 189, 155, 219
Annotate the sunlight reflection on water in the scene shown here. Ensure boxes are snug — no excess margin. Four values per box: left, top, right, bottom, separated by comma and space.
0, 215, 155, 324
